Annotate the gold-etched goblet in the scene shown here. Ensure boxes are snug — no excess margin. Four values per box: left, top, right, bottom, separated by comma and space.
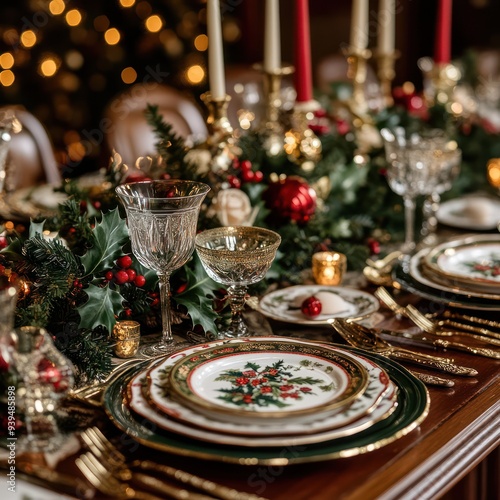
195, 226, 281, 338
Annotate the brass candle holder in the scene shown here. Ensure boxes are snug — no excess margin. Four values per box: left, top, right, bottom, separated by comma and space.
312, 251, 347, 286
418, 57, 461, 107
112, 320, 141, 358
374, 50, 400, 109
200, 92, 238, 173
284, 100, 323, 172
254, 63, 295, 159
344, 47, 372, 118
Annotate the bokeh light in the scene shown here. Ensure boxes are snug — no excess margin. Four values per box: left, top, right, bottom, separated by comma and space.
194, 34, 208, 51
120, 0, 136, 7
39, 57, 59, 77
0, 70, 15, 87
104, 28, 121, 45
20, 30, 37, 48
94, 15, 110, 32
49, 0, 65, 15
145, 15, 163, 33
0, 53, 14, 69
121, 67, 137, 84
186, 64, 204, 84
66, 9, 82, 27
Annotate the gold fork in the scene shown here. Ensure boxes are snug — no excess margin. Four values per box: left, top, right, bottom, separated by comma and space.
76, 453, 164, 500
375, 287, 500, 346
404, 305, 500, 359
80, 427, 269, 500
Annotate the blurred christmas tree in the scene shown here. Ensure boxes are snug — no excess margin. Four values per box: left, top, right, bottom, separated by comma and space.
0, 0, 241, 174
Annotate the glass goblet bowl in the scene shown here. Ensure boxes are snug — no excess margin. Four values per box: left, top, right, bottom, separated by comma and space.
195, 226, 281, 338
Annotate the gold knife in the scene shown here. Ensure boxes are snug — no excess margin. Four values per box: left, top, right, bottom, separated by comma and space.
378, 331, 500, 359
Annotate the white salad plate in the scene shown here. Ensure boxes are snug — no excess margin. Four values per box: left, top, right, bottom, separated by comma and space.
437, 195, 500, 231
258, 285, 380, 325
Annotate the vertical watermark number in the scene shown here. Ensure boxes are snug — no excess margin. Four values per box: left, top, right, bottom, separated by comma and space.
6, 386, 16, 493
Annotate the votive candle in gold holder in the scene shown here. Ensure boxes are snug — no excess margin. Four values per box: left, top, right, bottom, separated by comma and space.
112, 320, 140, 358
312, 251, 347, 286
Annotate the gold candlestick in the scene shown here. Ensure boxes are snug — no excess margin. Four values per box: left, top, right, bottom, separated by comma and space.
375, 50, 400, 108
344, 47, 372, 118
284, 100, 322, 172
200, 92, 238, 173
418, 57, 461, 107
254, 64, 295, 158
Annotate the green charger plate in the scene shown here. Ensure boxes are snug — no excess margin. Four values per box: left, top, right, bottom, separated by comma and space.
102, 345, 429, 465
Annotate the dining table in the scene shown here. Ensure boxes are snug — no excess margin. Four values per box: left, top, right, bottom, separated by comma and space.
7, 269, 499, 500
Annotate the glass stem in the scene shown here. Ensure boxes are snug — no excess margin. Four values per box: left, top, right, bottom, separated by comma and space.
158, 273, 174, 345
421, 192, 440, 243
227, 285, 248, 337
403, 195, 417, 255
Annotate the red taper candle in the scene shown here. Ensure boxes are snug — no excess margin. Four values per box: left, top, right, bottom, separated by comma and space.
294, 0, 313, 102
434, 0, 453, 64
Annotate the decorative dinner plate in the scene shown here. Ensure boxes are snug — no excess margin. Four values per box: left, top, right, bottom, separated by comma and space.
436, 195, 500, 231
409, 249, 500, 301
127, 372, 397, 448
258, 285, 379, 325
423, 234, 500, 292
393, 264, 500, 311
3, 185, 66, 220
138, 338, 391, 437
103, 344, 429, 465
154, 341, 369, 425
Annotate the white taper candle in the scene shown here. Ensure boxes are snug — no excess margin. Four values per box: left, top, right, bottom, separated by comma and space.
350, 0, 369, 52
207, 0, 226, 99
264, 0, 281, 72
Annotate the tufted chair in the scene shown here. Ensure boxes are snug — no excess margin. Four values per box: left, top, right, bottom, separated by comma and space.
102, 83, 208, 167
0, 106, 61, 191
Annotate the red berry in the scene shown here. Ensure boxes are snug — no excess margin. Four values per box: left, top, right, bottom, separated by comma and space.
301, 296, 322, 318
253, 171, 264, 183
0, 236, 8, 249
227, 175, 241, 189
79, 200, 87, 214
92, 201, 101, 210
114, 270, 129, 285
241, 169, 255, 182
105, 271, 114, 281
134, 275, 146, 287
150, 298, 160, 307
126, 269, 136, 282
240, 160, 252, 172
124, 308, 132, 317
176, 282, 188, 294
116, 255, 133, 269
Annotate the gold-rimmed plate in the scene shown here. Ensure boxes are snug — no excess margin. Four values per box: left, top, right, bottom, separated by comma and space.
423, 234, 500, 293
103, 343, 429, 465
152, 340, 369, 426
134, 337, 392, 437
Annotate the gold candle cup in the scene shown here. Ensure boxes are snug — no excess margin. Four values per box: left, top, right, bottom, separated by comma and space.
312, 252, 347, 286
112, 320, 140, 358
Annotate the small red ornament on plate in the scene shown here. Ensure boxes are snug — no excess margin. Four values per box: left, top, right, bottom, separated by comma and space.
301, 296, 322, 318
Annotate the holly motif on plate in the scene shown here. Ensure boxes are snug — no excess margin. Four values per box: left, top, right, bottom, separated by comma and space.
214, 360, 334, 409
466, 256, 500, 278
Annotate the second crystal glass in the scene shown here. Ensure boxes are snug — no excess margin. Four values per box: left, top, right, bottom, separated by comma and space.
116, 180, 210, 357
195, 226, 281, 338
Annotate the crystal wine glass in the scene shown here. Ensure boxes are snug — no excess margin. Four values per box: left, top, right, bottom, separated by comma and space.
381, 128, 440, 261
195, 226, 281, 338
116, 180, 210, 357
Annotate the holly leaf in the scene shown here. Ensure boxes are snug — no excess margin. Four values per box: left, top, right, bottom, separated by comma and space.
29, 220, 45, 238
77, 283, 124, 332
174, 254, 219, 335
81, 208, 129, 277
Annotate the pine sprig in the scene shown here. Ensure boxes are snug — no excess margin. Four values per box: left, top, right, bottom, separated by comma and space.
145, 104, 193, 178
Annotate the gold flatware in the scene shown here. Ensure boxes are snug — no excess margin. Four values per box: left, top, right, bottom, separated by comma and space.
328, 320, 454, 387
437, 310, 500, 331
78, 452, 215, 500
80, 427, 269, 500
375, 287, 500, 345
426, 314, 500, 340
76, 454, 165, 500
329, 317, 476, 379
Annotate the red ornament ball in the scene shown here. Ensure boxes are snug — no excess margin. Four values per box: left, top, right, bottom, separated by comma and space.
301, 296, 322, 318
263, 176, 317, 225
